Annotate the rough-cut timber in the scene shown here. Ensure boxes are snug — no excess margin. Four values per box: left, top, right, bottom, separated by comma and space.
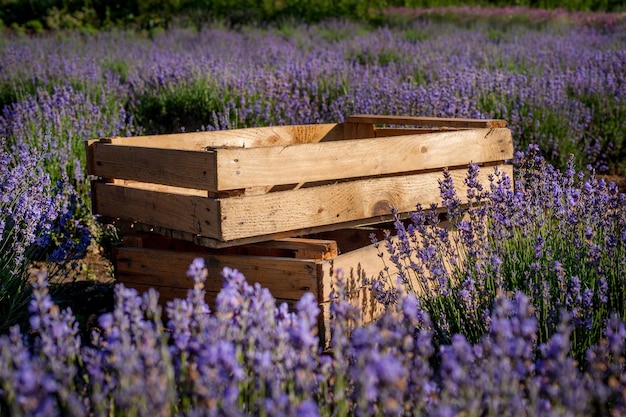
87, 115, 514, 248
114, 229, 396, 349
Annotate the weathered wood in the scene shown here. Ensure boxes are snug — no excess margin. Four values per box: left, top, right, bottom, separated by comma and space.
112, 179, 209, 197
94, 164, 514, 245
346, 114, 507, 128
99, 123, 343, 150
343, 121, 376, 139
217, 164, 514, 241
115, 246, 320, 300
374, 127, 459, 137
90, 143, 218, 190
214, 127, 513, 190
90, 126, 512, 192
92, 181, 221, 237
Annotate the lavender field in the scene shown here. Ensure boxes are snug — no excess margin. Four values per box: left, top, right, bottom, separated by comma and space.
1, 9, 626, 416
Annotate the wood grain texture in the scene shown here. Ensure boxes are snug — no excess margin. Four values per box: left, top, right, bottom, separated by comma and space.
94, 164, 513, 243
346, 115, 507, 128
92, 181, 221, 237
115, 246, 320, 300
89, 143, 218, 189
214, 128, 513, 190
218, 164, 514, 241
97, 123, 342, 150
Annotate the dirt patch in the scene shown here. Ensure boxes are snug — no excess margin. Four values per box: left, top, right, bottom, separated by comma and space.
28, 244, 117, 335
601, 174, 626, 193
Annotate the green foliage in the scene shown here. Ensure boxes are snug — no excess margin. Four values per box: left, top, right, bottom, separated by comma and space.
132, 78, 231, 133
569, 92, 626, 176
1, 0, 624, 31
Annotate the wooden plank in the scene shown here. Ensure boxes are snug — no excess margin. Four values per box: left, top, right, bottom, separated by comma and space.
112, 179, 209, 197
215, 128, 513, 190
218, 164, 514, 241
127, 219, 392, 249
249, 238, 338, 259
346, 115, 507, 128
114, 246, 320, 300
343, 122, 376, 139
98, 124, 342, 150
308, 227, 386, 253
318, 287, 385, 350
374, 127, 459, 137
89, 143, 218, 190
319, 233, 398, 302
92, 181, 221, 237
97, 164, 513, 245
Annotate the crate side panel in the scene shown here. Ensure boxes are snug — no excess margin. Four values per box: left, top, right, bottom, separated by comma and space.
93, 182, 221, 237
218, 164, 513, 241
115, 246, 320, 300
318, 286, 386, 349
90, 143, 218, 190
100, 124, 341, 150
346, 115, 507, 128
215, 128, 513, 190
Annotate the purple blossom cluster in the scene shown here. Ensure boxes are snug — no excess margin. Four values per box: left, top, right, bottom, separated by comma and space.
372, 145, 625, 361
0, 141, 92, 332
1, 17, 624, 175
0, 84, 135, 195
1, 260, 626, 415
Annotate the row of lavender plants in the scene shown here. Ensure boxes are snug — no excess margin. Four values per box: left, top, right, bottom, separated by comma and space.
1, 14, 624, 185
370, 145, 625, 363
2, 13, 622, 278
0, 10, 625, 414
1, 150, 625, 414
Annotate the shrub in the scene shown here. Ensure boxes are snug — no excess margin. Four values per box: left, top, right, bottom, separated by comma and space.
0, 141, 93, 334
370, 145, 626, 362
1, 259, 626, 415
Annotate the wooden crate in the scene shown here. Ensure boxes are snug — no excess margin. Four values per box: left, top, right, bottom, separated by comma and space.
87, 115, 514, 248
113, 227, 400, 349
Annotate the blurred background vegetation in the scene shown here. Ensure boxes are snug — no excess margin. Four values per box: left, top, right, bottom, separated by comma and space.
1, 0, 624, 33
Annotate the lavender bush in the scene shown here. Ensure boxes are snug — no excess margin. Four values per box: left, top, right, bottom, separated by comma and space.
0, 141, 92, 333
371, 145, 626, 362
1, 259, 625, 415
1, 14, 624, 178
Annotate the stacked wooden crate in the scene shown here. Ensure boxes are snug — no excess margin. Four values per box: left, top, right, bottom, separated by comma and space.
87, 115, 514, 347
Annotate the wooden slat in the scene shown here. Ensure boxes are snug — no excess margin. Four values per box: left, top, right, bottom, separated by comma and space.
112, 179, 209, 197
89, 143, 218, 190
249, 238, 338, 259
308, 227, 385, 253
92, 181, 221, 237
374, 127, 459, 137
95, 164, 513, 244
343, 121, 376, 139
114, 246, 320, 300
346, 115, 507, 128
96, 124, 342, 150
215, 128, 513, 190
218, 164, 513, 242
318, 287, 384, 349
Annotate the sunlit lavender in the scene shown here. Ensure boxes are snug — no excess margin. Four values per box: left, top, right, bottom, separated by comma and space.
1, 10, 626, 416
370, 145, 626, 362
1, 17, 624, 176
1, 258, 625, 415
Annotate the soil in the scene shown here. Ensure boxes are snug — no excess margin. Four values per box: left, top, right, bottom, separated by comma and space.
28, 244, 117, 335
601, 174, 626, 193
